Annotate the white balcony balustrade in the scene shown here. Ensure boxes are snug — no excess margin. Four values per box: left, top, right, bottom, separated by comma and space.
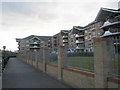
30, 45, 40, 49
63, 44, 65, 46
75, 40, 84, 44
76, 46, 84, 49
63, 40, 68, 43
75, 34, 84, 38
63, 36, 68, 38
102, 21, 111, 27
30, 42, 40, 45
101, 20, 120, 28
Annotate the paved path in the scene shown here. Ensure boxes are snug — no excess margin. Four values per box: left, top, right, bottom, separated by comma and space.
2, 58, 68, 88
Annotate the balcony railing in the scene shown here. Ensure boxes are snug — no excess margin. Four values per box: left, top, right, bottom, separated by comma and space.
76, 46, 84, 49
101, 20, 120, 29
63, 36, 68, 38
63, 44, 65, 46
75, 34, 84, 38
75, 40, 84, 44
30, 46, 40, 49
63, 40, 68, 43
30, 42, 40, 45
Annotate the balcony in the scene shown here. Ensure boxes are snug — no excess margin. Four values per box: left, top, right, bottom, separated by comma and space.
75, 34, 84, 38
63, 36, 68, 39
101, 20, 120, 29
63, 40, 68, 43
48, 40, 51, 42
90, 28, 95, 31
75, 40, 84, 44
30, 46, 40, 49
101, 30, 120, 37
63, 44, 65, 46
91, 36, 96, 39
76, 46, 84, 49
30, 42, 40, 45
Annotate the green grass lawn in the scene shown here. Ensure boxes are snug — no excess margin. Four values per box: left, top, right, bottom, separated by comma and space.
2, 52, 16, 58
114, 56, 120, 76
66, 56, 120, 76
48, 55, 120, 76
66, 56, 94, 72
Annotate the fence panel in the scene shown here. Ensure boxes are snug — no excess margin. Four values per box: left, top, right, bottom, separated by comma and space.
65, 48, 94, 72
39, 48, 43, 62
48, 48, 58, 64
112, 39, 120, 77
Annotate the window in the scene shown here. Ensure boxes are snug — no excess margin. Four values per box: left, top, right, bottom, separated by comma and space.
26, 45, 29, 47
21, 40, 24, 43
21, 45, 24, 47
26, 40, 29, 43
92, 32, 96, 35
117, 36, 119, 40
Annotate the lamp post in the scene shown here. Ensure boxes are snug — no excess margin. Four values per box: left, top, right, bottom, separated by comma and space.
2, 46, 6, 71
3, 46, 6, 59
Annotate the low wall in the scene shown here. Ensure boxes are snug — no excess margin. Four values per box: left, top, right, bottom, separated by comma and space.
63, 67, 95, 88
46, 64, 58, 79
37, 61, 43, 71
108, 77, 120, 88
32, 61, 36, 67
29, 59, 33, 65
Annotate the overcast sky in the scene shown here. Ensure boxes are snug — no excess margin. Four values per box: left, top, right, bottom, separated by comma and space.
0, 0, 119, 51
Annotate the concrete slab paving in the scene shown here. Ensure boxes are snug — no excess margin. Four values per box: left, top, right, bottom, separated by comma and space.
2, 58, 68, 88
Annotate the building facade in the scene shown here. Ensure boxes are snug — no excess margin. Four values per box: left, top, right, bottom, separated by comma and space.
84, 21, 104, 52
101, 8, 120, 53
16, 35, 51, 52
68, 26, 85, 52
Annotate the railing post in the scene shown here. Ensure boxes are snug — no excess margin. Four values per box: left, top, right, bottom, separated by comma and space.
93, 38, 114, 88
32, 50, 34, 66
35, 50, 38, 68
43, 47, 48, 72
26, 51, 29, 63
58, 45, 66, 80
30, 50, 33, 65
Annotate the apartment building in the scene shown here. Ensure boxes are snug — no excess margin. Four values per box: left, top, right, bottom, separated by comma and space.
47, 30, 69, 52
60, 30, 69, 48
101, 8, 120, 35
84, 8, 119, 52
68, 26, 85, 52
47, 8, 119, 53
101, 8, 120, 52
17, 8, 119, 53
50, 33, 60, 52
84, 21, 104, 52
16, 35, 51, 52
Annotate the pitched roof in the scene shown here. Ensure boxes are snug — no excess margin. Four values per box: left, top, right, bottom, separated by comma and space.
95, 8, 120, 21
21, 35, 52, 41
73, 26, 85, 31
